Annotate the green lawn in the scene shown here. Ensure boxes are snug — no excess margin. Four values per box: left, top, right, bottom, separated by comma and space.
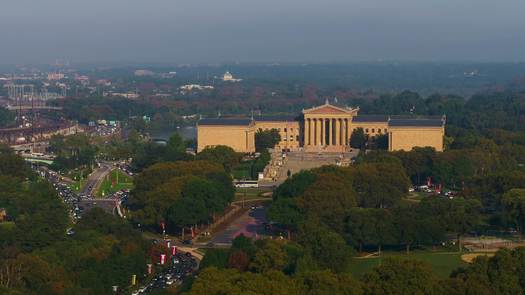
96, 169, 134, 198
0, 221, 15, 231
70, 179, 86, 193
232, 161, 255, 180
234, 187, 273, 202
66, 168, 91, 192
347, 250, 467, 278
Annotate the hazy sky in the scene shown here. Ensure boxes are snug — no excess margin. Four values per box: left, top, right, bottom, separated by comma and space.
1, 0, 525, 64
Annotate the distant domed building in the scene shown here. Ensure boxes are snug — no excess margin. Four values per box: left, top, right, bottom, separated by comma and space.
223, 71, 233, 81
221, 71, 242, 82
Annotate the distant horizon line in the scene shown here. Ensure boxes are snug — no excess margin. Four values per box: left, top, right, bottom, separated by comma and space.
1, 59, 525, 68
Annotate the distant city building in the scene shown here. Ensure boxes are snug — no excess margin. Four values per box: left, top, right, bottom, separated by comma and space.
179, 84, 214, 92
104, 91, 140, 99
160, 72, 177, 78
47, 72, 65, 80
74, 74, 90, 83
134, 69, 155, 77
96, 79, 112, 86
197, 102, 446, 153
221, 71, 242, 82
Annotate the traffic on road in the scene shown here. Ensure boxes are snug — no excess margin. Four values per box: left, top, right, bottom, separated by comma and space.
132, 250, 198, 294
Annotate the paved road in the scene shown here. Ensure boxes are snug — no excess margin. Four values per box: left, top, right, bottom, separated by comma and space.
211, 206, 267, 245
80, 163, 112, 196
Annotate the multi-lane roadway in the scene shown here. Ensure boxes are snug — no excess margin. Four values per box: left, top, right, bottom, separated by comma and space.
80, 162, 113, 196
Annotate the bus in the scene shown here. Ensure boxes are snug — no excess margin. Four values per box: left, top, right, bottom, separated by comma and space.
234, 180, 259, 188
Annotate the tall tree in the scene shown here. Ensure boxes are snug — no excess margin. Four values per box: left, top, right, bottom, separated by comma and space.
362, 258, 437, 295
502, 189, 525, 233
196, 145, 241, 173
350, 128, 367, 150
255, 128, 282, 152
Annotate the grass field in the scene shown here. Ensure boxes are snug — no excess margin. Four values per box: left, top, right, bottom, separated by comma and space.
70, 179, 87, 193
66, 168, 91, 192
96, 169, 133, 198
0, 221, 15, 231
232, 161, 254, 180
347, 250, 467, 278
234, 187, 273, 202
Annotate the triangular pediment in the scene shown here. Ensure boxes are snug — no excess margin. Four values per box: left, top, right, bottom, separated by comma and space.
303, 103, 355, 115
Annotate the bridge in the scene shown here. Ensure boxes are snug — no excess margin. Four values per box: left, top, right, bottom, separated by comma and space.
0, 124, 83, 145
5, 105, 63, 111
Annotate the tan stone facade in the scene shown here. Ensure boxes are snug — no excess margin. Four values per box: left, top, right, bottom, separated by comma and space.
197, 119, 256, 153
197, 102, 445, 153
388, 126, 444, 152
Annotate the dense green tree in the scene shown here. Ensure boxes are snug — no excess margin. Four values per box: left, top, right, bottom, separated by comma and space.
250, 240, 289, 273
0, 145, 31, 179
353, 162, 409, 208
297, 172, 357, 233
164, 133, 187, 161
228, 250, 250, 271
255, 128, 281, 152
297, 271, 363, 295
199, 248, 230, 270
0, 107, 15, 127
350, 128, 367, 149
184, 267, 302, 295
196, 145, 241, 172
232, 234, 256, 257
501, 189, 525, 233
130, 161, 234, 231
392, 205, 421, 254
250, 149, 271, 179
392, 147, 435, 185
374, 134, 389, 150
362, 258, 437, 295
2, 181, 69, 251
448, 248, 525, 295
49, 133, 97, 171
297, 219, 351, 272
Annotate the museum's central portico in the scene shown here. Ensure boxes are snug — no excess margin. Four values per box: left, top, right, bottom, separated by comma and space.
303, 102, 359, 152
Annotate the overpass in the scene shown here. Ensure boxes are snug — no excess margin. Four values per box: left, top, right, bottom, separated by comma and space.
0, 123, 83, 145
6, 105, 63, 111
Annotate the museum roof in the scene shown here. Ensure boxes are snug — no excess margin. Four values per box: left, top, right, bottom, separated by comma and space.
353, 115, 389, 122
255, 115, 299, 122
388, 118, 445, 127
198, 118, 253, 126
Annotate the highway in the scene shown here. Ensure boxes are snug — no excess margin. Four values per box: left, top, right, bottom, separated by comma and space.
80, 162, 112, 196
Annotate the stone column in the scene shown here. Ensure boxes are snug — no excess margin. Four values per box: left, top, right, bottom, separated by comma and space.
343, 119, 348, 146
308, 119, 313, 147
313, 119, 317, 146
321, 118, 325, 146
328, 118, 333, 146
304, 118, 309, 146
317, 118, 321, 146
335, 119, 340, 146
388, 131, 392, 151
286, 123, 290, 149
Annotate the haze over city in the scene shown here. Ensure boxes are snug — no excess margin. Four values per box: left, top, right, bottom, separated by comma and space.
4, 1, 525, 295
2, 0, 525, 64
